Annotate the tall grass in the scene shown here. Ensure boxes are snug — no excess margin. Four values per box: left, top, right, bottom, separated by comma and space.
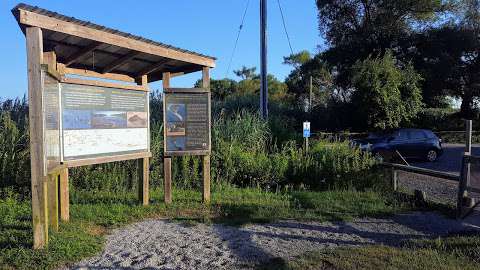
0, 96, 381, 199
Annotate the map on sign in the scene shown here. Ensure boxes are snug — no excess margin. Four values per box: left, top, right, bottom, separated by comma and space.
164, 89, 210, 155
60, 83, 149, 160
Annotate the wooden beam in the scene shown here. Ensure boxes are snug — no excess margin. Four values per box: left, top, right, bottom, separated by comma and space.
59, 168, 69, 221
58, 64, 136, 83
64, 152, 152, 168
101, 51, 141, 74
163, 72, 172, 204
138, 157, 150, 206
47, 174, 59, 231
63, 41, 102, 67
60, 77, 148, 92
136, 59, 172, 77
202, 67, 211, 203
18, 9, 216, 68
26, 26, 48, 249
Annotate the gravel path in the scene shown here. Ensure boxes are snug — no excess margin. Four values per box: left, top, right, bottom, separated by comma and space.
69, 212, 478, 270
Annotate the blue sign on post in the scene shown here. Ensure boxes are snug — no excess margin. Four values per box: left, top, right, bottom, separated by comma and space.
303, 122, 311, 138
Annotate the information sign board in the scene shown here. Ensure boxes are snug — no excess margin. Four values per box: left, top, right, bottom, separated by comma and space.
303, 121, 311, 138
164, 88, 211, 156
59, 83, 149, 161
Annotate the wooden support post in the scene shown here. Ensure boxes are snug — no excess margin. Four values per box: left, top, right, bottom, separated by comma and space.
457, 155, 469, 218
164, 157, 172, 204
42, 180, 49, 246
59, 168, 69, 221
465, 120, 472, 192
138, 158, 150, 205
26, 26, 48, 249
202, 156, 211, 203
391, 168, 398, 192
202, 67, 211, 203
47, 174, 59, 231
163, 72, 173, 204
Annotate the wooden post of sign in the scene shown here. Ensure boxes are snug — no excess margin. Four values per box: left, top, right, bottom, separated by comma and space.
136, 75, 150, 206
202, 67, 211, 203
163, 72, 173, 204
47, 174, 59, 231
26, 27, 48, 249
59, 168, 69, 221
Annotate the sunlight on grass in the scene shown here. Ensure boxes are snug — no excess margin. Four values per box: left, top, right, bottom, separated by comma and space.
0, 186, 443, 269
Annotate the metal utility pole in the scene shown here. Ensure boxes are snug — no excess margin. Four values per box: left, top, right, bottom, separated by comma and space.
260, 0, 268, 119
309, 75, 313, 112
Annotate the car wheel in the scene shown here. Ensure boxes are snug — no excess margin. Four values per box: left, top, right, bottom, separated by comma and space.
426, 150, 438, 162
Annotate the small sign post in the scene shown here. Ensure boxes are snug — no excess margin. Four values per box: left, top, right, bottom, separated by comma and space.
303, 121, 311, 153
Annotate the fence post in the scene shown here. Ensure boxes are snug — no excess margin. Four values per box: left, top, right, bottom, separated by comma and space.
391, 167, 398, 191
465, 120, 472, 193
457, 155, 469, 218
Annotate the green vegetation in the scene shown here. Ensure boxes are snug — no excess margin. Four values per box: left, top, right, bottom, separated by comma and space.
351, 52, 423, 130
258, 235, 480, 270
0, 187, 409, 270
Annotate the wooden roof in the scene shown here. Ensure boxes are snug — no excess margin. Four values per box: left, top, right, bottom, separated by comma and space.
12, 3, 216, 83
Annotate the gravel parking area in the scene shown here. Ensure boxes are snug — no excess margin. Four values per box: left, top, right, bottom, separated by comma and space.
69, 212, 478, 270
399, 144, 480, 206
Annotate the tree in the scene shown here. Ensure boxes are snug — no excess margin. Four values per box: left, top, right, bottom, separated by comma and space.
316, 0, 448, 90
351, 52, 423, 130
285, 54, 334, 107
283, 51, 312, 66
408, 25, 480, 114
195, 78, 238, 100
233, 66, 257, 80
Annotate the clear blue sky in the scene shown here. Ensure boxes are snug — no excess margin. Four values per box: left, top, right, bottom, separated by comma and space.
0, 0, 323, 98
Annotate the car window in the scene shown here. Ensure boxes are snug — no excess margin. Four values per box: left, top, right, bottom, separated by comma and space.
409, 130, 426, 140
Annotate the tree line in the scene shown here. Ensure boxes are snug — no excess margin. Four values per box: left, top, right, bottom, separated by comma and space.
206, 0, 480, 131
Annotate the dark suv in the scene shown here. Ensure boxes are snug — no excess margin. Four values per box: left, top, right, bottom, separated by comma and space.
356, 129, 443, 162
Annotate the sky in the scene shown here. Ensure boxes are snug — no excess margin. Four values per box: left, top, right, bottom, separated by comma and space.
0, 0, 323, 98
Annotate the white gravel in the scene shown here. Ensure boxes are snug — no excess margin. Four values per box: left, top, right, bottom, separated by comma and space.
68, 212, 479, 270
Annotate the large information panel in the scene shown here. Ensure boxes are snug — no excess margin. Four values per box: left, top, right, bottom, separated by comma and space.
60, 83, 149, 161
164, 88, 210, 156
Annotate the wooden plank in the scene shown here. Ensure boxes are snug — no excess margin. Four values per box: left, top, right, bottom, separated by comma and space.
382, 163, 460, 182
18, 9, 216, 68
61, 77, 147, 92
138, 157, 150, 206
203, 67, 212, 153
42, 180, 49, 246
64, 41, 102, 66
65, 152, 152, 168
164, 150, 212, 157
164, 88, 209, 94
59, 168, 69, 221
26, 26, 48, 249
102, 51, 141, 74
202, 67, 211, 203
202, 155, 211, 203
47, 174, 59, 231
163, 72, 172, 204
164, 157, 172, 204
43, 51, 56, 68
58, 64, 136, 83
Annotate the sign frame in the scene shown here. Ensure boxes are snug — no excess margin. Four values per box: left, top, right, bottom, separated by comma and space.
163, 88, 212, 157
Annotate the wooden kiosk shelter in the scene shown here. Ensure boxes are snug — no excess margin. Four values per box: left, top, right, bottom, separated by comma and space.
12, 3, 215, 249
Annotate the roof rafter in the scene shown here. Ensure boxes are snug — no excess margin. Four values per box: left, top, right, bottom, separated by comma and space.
136, 59, 173, 77
101, 51, 141, 74
64, 41, 102, 67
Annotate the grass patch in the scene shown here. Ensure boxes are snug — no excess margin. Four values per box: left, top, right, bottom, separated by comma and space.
0, 186, 419, 269
258, 233, 480, 270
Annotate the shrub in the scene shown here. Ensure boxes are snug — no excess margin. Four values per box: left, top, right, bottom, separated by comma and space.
285, 140, 380, 190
